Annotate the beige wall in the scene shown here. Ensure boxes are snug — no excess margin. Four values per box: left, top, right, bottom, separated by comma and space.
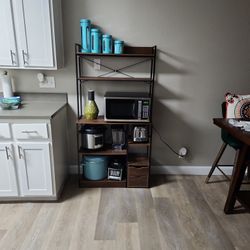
8, 0, 250, 167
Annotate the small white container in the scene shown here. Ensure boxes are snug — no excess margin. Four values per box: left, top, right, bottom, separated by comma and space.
0, 71, 13, 98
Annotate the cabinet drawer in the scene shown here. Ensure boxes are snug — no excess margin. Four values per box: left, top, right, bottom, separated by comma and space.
12, 123, 49, 140
128, 166, 149, 177
127, 175, 149, 188
0, 124, 11, 140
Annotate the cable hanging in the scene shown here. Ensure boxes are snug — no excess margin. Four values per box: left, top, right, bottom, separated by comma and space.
152, 126, 182, 157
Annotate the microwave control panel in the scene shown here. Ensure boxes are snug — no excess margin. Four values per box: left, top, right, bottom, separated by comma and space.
142, 105, 149, 119
141, 100, 150, 119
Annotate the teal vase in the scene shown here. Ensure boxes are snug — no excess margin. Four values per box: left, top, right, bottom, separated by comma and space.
84, 90, 99, 120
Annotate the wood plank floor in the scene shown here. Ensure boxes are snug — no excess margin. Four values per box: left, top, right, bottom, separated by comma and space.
0, 175, 249, 250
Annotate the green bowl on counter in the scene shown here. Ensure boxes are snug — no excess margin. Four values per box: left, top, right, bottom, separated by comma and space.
0, 96, 21, 110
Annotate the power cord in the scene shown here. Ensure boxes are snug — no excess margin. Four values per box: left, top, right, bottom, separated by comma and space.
152, 126, 183, 157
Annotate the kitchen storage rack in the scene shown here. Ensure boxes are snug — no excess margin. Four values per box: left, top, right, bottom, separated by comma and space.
75, 43, 156, 188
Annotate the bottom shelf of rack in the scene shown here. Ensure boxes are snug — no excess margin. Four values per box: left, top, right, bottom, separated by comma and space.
79, 177, 127, 188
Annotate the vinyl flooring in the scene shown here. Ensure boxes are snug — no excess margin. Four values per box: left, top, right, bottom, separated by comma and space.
0, 175, 250, 250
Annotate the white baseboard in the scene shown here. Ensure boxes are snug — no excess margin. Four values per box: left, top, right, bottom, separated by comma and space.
151, 165, 233, 175
69, 165, 233, 175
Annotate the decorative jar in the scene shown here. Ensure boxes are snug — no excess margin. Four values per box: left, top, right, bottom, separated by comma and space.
91, 28, 101, 53
80, 19, 91, 53
84, 90, 99, 120
114, 40, 124, 54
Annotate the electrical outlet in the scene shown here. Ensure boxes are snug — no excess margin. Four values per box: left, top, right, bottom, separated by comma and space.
178, 147, 188, 158
94, 58, 101, 70
39, 76, 56, 88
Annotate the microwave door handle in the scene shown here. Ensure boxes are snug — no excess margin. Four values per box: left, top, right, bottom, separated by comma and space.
132, 103, 137, 118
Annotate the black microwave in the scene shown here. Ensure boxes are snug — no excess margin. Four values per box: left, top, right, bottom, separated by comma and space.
104, 92, 151, 122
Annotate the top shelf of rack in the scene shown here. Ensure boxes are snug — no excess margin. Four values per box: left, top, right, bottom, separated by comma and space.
75, 44, 156, 58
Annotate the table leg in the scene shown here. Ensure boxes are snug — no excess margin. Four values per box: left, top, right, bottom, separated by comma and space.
224, 145, 249, 214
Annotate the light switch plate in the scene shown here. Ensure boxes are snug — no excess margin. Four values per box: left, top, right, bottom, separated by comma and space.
39, 76, 56, 88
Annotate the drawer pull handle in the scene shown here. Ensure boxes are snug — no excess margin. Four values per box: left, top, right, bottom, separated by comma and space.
22, 50, 28, 65
21, 131, 38, 134
10, 50, 15, 65
18, 146, 23, 159
5, 146, 10, 160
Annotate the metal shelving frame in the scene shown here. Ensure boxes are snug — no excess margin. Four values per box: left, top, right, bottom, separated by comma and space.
75, 43, 157, 187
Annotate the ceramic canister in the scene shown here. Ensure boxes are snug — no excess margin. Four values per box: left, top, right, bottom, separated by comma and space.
80, 19, 91, 52
114, 40, 124, 54
91, 28, 101, 53
102, 34, 112, 54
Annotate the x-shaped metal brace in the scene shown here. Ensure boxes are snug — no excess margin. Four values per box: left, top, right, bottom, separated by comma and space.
82, 56, 151, 78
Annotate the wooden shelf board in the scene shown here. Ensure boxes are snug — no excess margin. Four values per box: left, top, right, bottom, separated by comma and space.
78, 76, 151, 82
76, 116, 151, 125
128, 141, 150, 146
128, 155, 150, 166
79, 147, 127, 156
76, 46, 155, 58
79, 178, 127, 188
76, 45, 155, 56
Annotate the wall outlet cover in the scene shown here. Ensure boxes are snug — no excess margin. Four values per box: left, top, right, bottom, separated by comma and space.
39, 76, 56, 88
178, 147, 188, 158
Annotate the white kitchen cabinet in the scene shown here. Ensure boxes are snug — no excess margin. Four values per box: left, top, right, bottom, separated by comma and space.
0, 105, 67, 200
0, 0, 18, 67
17, 142, 53, 196
0, 123, 11, 140
0, 0, 64, 69
0, 143, 18, 197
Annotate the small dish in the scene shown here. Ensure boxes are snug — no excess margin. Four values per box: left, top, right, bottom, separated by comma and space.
0, 96, 21, 110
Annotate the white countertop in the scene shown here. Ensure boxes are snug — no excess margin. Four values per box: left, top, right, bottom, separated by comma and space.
0, 93, 67, 119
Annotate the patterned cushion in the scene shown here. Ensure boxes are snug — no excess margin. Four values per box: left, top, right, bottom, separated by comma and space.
225, 93, 250, 118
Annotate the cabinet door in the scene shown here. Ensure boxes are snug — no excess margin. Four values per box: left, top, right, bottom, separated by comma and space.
17, 143, 53, 196
0, 143, 18, 197
18, 0, 54, 67
0, 0, 18, 67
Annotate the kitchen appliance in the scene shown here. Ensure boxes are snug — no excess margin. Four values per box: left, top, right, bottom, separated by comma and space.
81, 125, 104, 150
83, 156, 108, 180
108, 159, 124, 181
104, 92, 151, 122
133, 126, 148, 142
112, 128, 125, 150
